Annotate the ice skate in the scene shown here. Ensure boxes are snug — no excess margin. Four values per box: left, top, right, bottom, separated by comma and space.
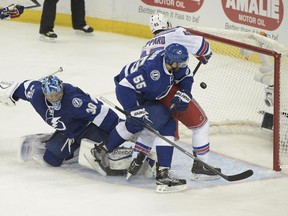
39, 31, 57, 43
126, 152, 146, 180
155, 166, 187, 193
191, 160, 221, 180
75, 25, 94, 35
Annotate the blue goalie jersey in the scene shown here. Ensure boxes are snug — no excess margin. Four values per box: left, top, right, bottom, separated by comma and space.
13, 80, 106, 139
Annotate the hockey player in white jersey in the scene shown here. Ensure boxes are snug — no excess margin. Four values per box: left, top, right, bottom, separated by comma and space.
0, 4, 24, 20
126, 13, 221, 181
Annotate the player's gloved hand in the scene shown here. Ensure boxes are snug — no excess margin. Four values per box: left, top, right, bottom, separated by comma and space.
170, 90, 192, 113
1, 4, 24, 19
9, 4, 24, 19
125, 106, 149, 133
196, 52, 212, 64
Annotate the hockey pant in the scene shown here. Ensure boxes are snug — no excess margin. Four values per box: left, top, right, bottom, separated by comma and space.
44, 108, 119, 167
133, 84, 211, 165
160, 84, 211, 161
129, 100, 176, 168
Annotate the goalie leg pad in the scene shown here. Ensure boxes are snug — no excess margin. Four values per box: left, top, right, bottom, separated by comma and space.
18, 133, 52, 162
78, 139, 108, 176
108, 147, 133, 170
79, 139, 129, 176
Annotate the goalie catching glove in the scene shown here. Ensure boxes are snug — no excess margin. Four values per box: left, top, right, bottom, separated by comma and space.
0, 81, 19, 107
169, 90, 192, 113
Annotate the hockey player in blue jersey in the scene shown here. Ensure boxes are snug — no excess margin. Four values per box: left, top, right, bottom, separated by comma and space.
0, 75, 128, 175
126, 13, 221, 181
0, 4, 24, 20
92, 43, 192, 192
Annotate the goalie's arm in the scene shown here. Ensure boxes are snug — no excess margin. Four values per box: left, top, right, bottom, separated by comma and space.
0, 80, 36, 107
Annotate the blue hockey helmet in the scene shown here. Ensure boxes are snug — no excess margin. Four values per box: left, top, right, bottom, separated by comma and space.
164, 43, 189, 68
41, 75, 63, 110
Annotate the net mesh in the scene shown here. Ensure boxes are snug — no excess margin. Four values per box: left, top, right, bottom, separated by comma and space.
180, 27, 288, 170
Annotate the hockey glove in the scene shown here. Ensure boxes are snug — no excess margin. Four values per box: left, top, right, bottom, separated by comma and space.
125, 106, 150, 133
196, 52, 212, 64
0, 81, 19, 107
170, 90, 192, 113
0, 4, 24, 20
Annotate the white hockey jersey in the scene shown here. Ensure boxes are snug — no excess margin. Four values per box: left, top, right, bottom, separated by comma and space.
140, 26, 211, 59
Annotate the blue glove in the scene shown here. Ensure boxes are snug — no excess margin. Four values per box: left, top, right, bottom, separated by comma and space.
170, 90, 192, 113
125, 106, 150, 133
0, 7, 10, 20
196, 52, 212, 64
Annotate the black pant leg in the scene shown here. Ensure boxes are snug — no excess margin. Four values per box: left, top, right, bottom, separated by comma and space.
71, 0, 86, 29
39, 0, 59, 33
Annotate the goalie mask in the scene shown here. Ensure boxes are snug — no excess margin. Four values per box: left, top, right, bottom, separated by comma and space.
149, 13, 172, 34
41, 75, 63, 110
164, 43, 189, 69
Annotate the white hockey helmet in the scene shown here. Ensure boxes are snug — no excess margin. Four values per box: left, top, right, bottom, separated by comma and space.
149, 13, 172, 34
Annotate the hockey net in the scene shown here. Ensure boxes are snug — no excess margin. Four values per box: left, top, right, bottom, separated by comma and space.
181, 27, 288, 171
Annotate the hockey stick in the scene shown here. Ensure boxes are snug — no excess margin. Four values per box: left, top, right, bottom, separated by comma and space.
193, 61, 208, 89
38, 67, 63, 81
193, 61, 202, 76
25, 0, 41, 9
100, 96, 254, 182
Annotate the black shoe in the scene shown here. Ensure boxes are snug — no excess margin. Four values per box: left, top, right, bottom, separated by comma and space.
155, 167, 187, 193
41, 31, 57, 38
191, 160, 221, 180
91, 144, 109, 168
76, 25, 94, 34
39, 31, 57, 42
126, 152, 146, 180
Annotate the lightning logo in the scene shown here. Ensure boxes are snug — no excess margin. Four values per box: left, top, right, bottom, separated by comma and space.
50, 117, 66, 130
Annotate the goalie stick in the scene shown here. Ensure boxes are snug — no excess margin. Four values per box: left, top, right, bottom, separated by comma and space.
38, 67, 63, 81
24, 0, 41, 9
100, 96, 254, 182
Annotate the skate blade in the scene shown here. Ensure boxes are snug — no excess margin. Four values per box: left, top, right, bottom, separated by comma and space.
126, 172, 132, 180
191, 173, 221, 181
75, 30, 94, 36
156, 184, 187, 193
39, 35, 56, 43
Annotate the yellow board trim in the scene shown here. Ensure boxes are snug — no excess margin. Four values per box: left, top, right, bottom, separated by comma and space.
11, 9, 152, 39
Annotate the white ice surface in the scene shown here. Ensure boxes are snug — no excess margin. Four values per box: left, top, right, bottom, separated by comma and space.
0, 21, 287, 216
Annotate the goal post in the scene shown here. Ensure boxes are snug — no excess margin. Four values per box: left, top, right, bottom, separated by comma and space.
182, 27, 288, 171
